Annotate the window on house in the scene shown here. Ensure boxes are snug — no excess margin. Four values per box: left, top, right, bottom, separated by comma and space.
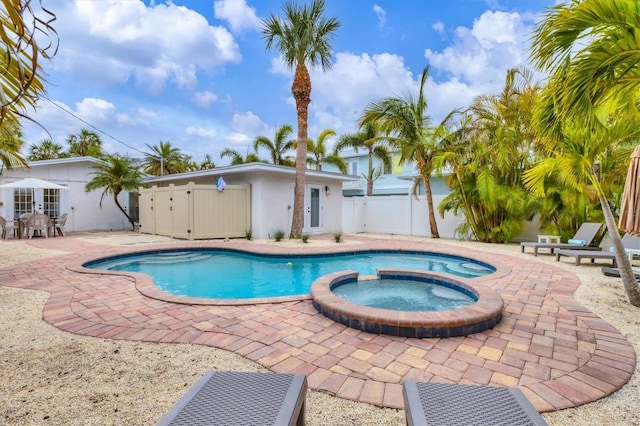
43, 189, 60, 218
13, 189, 32, 218
349, 160, 359, 176
383, 162, 393, 175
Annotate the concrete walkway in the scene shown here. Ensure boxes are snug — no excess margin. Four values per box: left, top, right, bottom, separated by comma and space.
0, 233, 635, 412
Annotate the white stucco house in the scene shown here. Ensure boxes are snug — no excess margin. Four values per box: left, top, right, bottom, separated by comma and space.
143, 162, 357, 239
0, 157, 131, 232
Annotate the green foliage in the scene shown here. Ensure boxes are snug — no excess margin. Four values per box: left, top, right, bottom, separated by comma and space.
333, 232, 342, 243
245, 229, 252, 241
435, 68, 540, 243
143, 141, 189, 175
85, 154, 144, 230
67, 129, 104, 158
254, 124, 295, 166
301, 234, 309, 243
274, 230, 285, 242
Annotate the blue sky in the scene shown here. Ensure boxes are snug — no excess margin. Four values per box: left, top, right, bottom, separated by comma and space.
23, 0, 555, 165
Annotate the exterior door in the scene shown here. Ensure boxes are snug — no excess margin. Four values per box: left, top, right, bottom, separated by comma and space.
304, 185, 322, 232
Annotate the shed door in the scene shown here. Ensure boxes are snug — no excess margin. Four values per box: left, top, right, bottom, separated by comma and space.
305, 185, 322, 232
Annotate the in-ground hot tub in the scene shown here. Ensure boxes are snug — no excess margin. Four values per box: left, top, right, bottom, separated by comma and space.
310, 268, 504, 338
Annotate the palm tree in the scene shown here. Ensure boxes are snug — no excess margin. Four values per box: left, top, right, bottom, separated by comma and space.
361, 67, 444, 238
85, 154, 144, 230
143, 141, 186, 176
220, 148, 261, 165
254, 124, 295, 165
28, 139, 65, 161
67, 129, 103, 158
530, 0, 640, 306
0, 0, 57, 127
306, 129, 346, 173
334, 123, 392, 196
199, 154, 216, 170
261, 0, 340, 239
0, 120, 27, 169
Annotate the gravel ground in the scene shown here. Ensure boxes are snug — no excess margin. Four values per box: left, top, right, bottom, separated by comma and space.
0, 234, 638, 425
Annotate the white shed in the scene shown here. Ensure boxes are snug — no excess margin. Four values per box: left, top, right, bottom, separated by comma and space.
143, 163, 357, 239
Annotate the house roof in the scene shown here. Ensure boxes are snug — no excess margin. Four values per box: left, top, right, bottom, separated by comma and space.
143, 162, 358, 185
24, 156, 105, 168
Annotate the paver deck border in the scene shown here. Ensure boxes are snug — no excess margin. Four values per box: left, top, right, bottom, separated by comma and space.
0, 233, 635, 413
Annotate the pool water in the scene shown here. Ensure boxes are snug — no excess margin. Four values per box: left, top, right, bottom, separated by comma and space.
86, 249, 494, 299
332, 278, 476, 311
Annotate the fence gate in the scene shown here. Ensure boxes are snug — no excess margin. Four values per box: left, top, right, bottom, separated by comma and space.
138, 182, 250, 240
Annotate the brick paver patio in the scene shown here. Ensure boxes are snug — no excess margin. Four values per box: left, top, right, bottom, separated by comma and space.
0, 233, 635, 413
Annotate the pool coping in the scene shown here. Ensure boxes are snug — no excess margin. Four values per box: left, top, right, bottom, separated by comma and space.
310, 268, 504, 338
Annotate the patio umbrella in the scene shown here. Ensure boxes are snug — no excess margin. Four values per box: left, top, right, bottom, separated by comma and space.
619, 145, 640, 235
0, 177, 69, 190
0, 177, 69, 213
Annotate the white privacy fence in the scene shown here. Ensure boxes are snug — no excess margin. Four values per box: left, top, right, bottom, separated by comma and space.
342, 195, 539, 241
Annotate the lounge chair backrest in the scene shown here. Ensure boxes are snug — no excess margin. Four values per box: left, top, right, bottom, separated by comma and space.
572, 222, 604, 245
621, 233, 640, 250
0, 216, 6, 228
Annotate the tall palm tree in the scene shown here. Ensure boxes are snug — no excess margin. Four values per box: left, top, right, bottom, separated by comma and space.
254, 124, 295, 165
261, 0, 340, 239
334, 123, 392, 196
0, 0, 57, 127
361, 67, 443, 238
67, 129, 103, 158
85, 154, 144, 230
530, 0, 640, 306
306, 129, 346, 173
28, 139, 65, 161
143, 141, 186, 176
0, 120, 27, 169
220, 148, 261, 165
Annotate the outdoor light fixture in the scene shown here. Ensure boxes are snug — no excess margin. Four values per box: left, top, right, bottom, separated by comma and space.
325, 185, 331, 196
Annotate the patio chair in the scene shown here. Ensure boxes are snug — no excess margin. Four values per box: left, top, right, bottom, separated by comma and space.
156, 371, 307, 426
0, 215, 17, 239
403, 381, 547, 426
50, 212, 68, 236
520, 222, 604, 256
555, 233, 640, 266
24, 212, 49, 239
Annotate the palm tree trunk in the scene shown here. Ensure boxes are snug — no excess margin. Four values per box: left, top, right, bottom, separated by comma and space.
367, 151, 374, 196
290, 62, 311, 239
599, 194, 640, 306
113, 192, 135, 230
423, 175, 440, 238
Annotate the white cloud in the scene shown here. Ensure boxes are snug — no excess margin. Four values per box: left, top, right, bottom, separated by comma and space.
373, 4, 386, 28
214, 0, 261, 34
52, 1, 241, 93
425, 11, 532, 86
230, 111, 270, 136
186, 126, 217, 139
306, 52, 417, 133
432, 21, 445, 33
192, 91, 218, 108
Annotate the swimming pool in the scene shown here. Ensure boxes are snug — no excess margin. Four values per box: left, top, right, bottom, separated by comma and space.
84, 249, 495, 300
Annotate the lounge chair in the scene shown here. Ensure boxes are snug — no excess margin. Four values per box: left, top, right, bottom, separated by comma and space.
555, 233, 640, 266
520, 222, 604, 256
156, 371, 307, 426
403, 381, 547, 426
